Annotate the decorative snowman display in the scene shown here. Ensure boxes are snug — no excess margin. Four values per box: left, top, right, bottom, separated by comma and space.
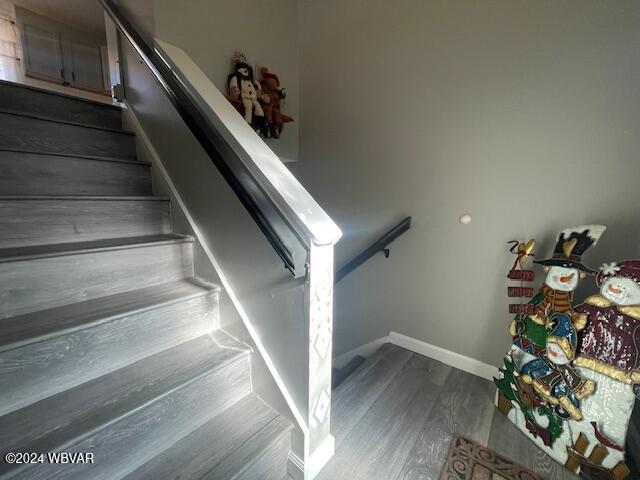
227, 52, 268, 136
496, 226, 639, 479
566, 261, 640, 475
519, 312, 595, 421
509, 226, 605, 373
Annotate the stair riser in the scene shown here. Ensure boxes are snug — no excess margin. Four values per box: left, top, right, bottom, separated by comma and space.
9, 355, 252, 480
0, 241, 194, 319
0, 82, 122, 130
0, 150, 152, 196
0, 113, 136, 160
0, 199, 171, 248
0, 292, 219, 416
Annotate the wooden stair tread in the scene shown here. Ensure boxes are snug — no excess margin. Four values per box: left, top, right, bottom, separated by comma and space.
0, 74, 293, 480
0, 331, 251, 476
124, 394, 290, 480
0, 79, 122, 111
0, 195, 166, 201
0, 112, 137, 160
0, 233, 192, 262
0, 109, 134, 136
0, 278, 219, 352
203, 411, 292, 480
0, 147, 151, 166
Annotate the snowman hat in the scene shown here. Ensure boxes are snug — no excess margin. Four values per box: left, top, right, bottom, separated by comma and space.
534, 225, 606, 274
546, 312, 578, 361
232, 52, 252, 72
596, 260, 640, 287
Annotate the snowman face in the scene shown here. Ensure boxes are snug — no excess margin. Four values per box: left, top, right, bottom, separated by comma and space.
546, 342, 570, 365
545, 266, 580, 292
601, 277, 640, 306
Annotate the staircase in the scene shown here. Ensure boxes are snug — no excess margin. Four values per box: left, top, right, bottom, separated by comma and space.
0, 80, 292, 480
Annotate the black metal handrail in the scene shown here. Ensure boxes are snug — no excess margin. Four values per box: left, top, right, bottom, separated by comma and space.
100, 0, 308, 277
334, 216, 411, 284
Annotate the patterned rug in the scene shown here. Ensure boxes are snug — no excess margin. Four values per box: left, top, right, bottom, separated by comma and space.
440, 435, 546, 480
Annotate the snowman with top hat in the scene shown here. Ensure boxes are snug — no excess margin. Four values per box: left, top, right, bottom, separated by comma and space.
509, 225, 606, 374
515, 226, 607, 421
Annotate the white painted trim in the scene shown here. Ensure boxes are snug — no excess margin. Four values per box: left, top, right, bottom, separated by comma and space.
287, 451, 304, 480
286, 433, 335, 479
305, 434, 335, 480
332, 336, 390, 369
388, 331, 500, 381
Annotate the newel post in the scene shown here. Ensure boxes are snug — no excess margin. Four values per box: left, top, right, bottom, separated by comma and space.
304, 241, 335, 478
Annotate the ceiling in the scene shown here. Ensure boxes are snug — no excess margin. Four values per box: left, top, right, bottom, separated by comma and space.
12, 0, 106, 34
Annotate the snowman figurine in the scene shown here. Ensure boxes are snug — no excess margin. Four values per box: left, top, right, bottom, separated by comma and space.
576, 260, 640, 394
557, 260, 640, 475
227, 52, 268, 136
519, 312, 595, 420
510, 225, 606, 372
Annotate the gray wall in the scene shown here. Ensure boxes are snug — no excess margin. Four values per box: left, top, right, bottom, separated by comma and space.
153, 0, 300, 162
292, 0, 640, 366
114, 0, 154, 43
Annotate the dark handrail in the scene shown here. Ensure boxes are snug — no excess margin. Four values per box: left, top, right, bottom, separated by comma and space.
334, 216, 411, 284
100, 0, 307, 277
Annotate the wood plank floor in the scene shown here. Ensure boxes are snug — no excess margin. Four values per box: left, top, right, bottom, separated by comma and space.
320, 344, 585, 480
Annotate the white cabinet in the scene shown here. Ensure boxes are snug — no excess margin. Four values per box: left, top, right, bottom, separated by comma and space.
21, 23, 105, 93
22, 23, 64, 82
61, 39, 104, 91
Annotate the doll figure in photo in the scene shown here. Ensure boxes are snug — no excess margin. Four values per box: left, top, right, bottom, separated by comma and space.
227, 52, 268, 136
259, 67, 293, 139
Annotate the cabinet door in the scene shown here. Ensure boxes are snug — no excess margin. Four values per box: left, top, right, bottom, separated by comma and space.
22, 24, 63, 82
66, 40, 104, 92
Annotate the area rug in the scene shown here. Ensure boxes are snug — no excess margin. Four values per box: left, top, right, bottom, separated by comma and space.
440, 435, 545, 480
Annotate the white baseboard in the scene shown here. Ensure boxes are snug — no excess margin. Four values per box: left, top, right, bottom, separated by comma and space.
332, 332, 499, 381
306, 435, 335, 479
332, 336, 390, 369
388, 331, 499, 381
287, 434, 335, 480
287, 451, 304, 480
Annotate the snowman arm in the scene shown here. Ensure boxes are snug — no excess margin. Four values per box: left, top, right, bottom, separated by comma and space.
508, 319, 517, 337
229, 76, 240, 98
571, 312, 588, 331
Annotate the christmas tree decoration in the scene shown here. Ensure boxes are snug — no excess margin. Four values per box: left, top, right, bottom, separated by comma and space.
494, 225, 640, 479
